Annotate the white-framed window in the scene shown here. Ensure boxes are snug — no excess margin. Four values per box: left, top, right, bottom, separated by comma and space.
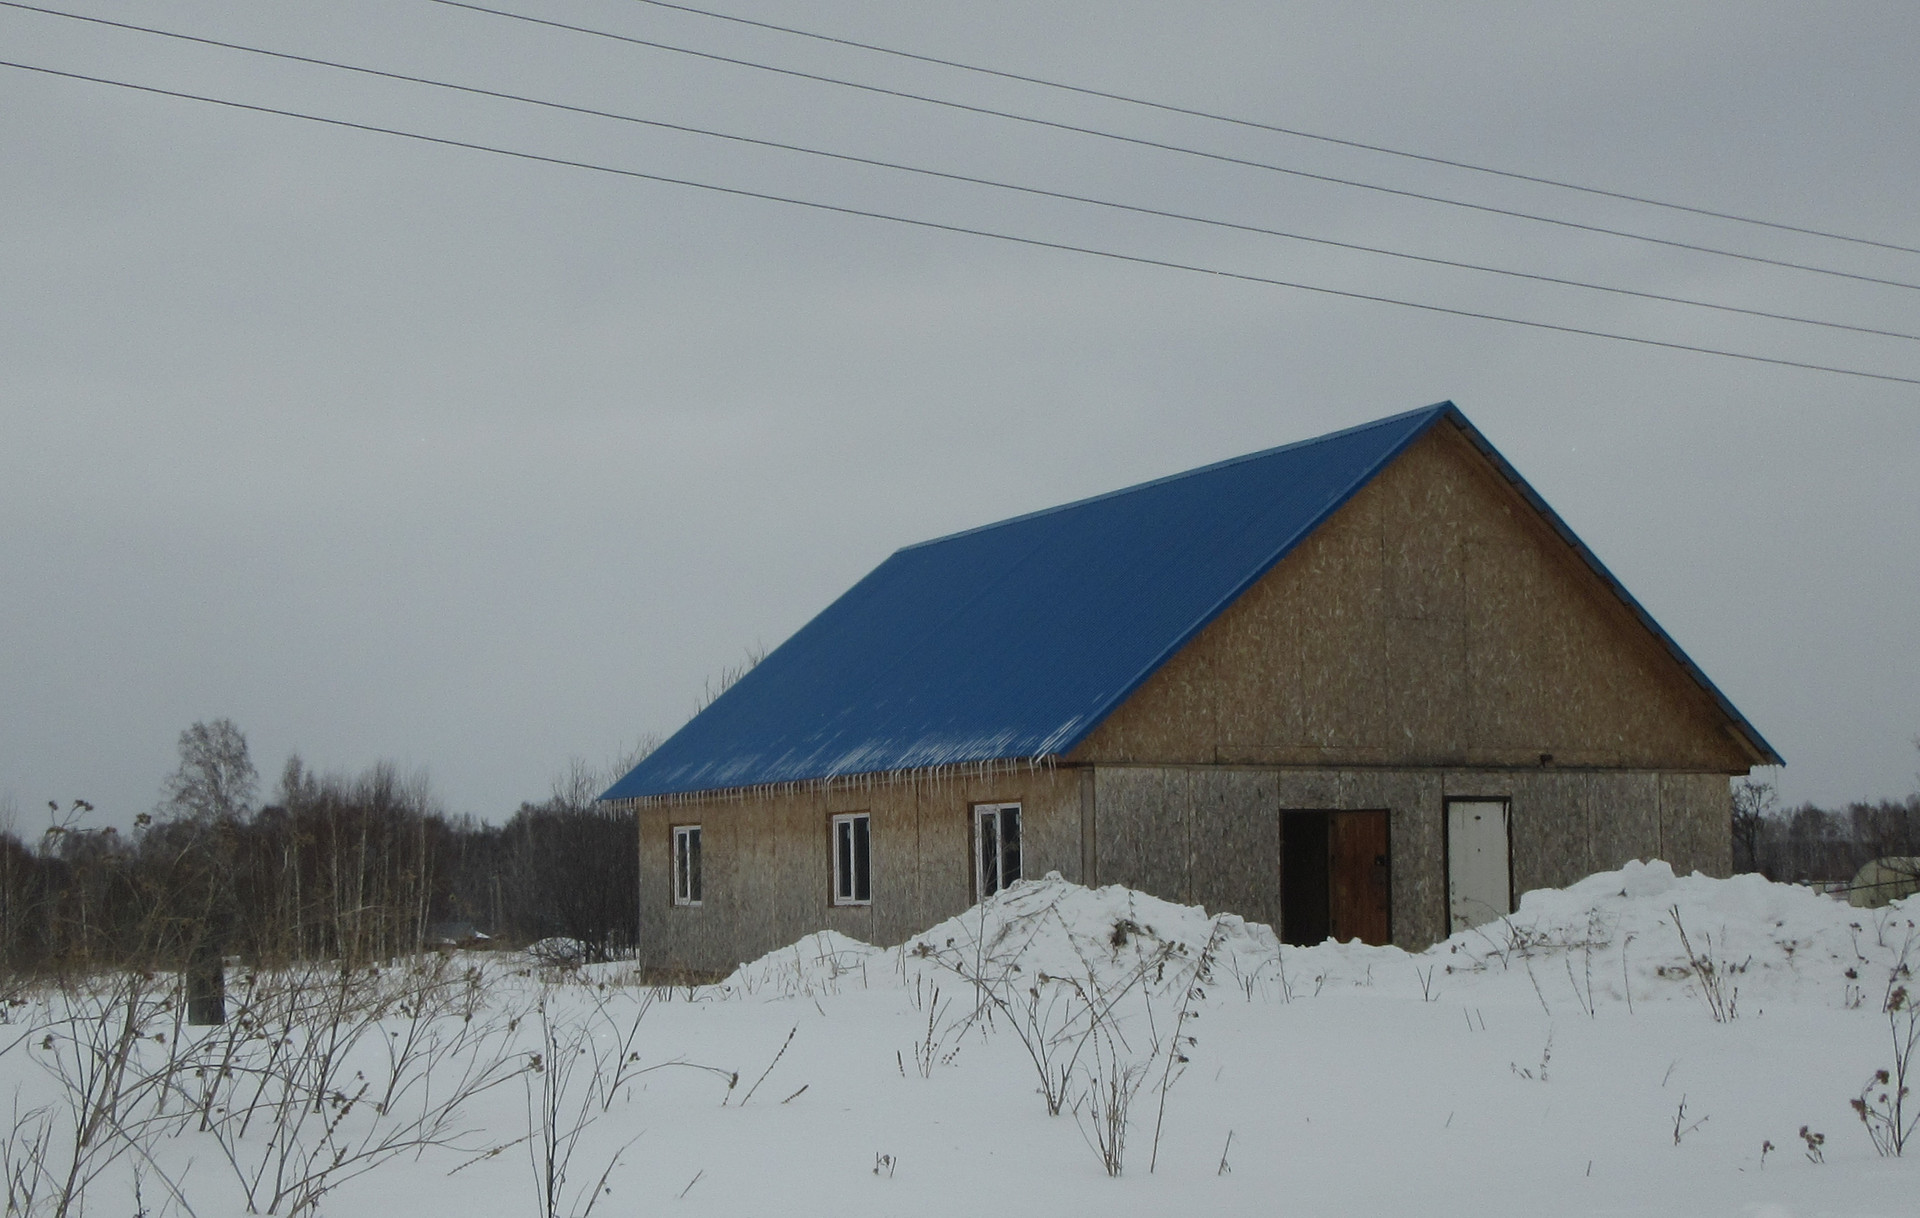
973, 802, 1022, 900
831, 813, 871, 906
672, 825, 702, 906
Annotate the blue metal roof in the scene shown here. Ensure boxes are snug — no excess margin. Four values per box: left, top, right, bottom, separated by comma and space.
603, 402, 1776, 800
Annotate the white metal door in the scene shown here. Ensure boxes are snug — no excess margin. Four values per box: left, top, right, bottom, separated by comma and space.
1447, 800, 1511, 933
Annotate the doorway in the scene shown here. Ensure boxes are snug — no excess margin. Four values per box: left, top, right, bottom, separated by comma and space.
1446, 799, 1511, 933
1280, 810, 1391, 946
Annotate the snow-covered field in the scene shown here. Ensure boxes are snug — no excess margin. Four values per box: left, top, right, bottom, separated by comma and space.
4, 863, 1916, 1216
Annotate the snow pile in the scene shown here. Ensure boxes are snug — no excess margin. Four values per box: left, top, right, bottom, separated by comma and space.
904, 874, 1280, 994
1403, 858, 1920, 1020
722, 873, 1280, 1002
725, 861, 1919, 1019
723, 928, 884, 998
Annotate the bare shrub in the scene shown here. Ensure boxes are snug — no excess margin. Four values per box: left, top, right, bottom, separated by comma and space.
5, 970, 197, 1218
1149, 920, 1226, 1172
518, 975, 735, 1217
917, 894, 1178, 1119
199, 955, 526, 1214
1, 1093, 58, 1216
1852, 937, 1919, 1156
1670, 908, 1740, 1022
906, 988, 960, 1079
523, 995, 632, 1218
1074, 1026, 1146, 1177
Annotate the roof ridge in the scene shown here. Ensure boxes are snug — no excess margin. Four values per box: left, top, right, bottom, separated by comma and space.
895, 401, 1456, 553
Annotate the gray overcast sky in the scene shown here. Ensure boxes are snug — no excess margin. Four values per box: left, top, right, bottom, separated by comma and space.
2, 0, 1915, 828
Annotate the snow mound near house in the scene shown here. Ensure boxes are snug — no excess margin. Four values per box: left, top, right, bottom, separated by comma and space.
900, 872, 1283, 1000
723, 861, 1918, 1012
1233, 858, 1917, 1011
1430, 859, 1917, 1012
720, 874, 1273, 999
722, 929, 885, 998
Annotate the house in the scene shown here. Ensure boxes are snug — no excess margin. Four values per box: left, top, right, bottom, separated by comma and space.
601, 402, 1778, 974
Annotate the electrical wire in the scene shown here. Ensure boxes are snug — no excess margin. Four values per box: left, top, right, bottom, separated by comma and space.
423, 0, 1920, 294
2, 56, 1914, 387
621, 0, 1920, 258
7, 0, 1909, 344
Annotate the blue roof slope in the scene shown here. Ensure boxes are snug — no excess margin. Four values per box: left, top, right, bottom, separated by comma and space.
604, 404, 1454, 800
603, 402, 1778, 800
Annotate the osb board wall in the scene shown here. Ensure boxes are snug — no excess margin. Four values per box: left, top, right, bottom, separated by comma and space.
636, 769, 1081, 973
1073, 422, 1752, 774
1094, 765, 1730, 949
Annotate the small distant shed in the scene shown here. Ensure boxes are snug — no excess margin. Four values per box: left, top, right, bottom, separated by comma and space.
602, 403, 1779, 974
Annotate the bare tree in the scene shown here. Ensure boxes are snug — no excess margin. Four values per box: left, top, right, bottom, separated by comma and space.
154, 720, 257, 1023
1731, 776, 1777, 874
500, 751, 649, 962
696, 645, 767, 714
158, 718, 257, 825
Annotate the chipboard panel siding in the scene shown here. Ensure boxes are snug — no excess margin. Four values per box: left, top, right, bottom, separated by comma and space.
1072, 424, 1752, 776
634, 769, 1081, 974
1662, 771, 1734, 878
1192, 769, 1284, 931
1084, 765, 1729, 952
1093, 768, 1191, 904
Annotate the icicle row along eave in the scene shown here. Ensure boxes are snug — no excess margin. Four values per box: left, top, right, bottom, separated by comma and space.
601, 754, 1061, 810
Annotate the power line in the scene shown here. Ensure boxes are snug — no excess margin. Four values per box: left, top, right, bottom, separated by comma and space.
3, 56, 1914, 388
424, 0, 1920, 294
621, 0, 1920, 259
8, 0, 1909, 344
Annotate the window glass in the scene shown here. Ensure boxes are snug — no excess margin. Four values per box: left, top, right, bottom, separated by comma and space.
832, 813, 871, 905
974, 803, 1021, 899
673, 825, 702, 906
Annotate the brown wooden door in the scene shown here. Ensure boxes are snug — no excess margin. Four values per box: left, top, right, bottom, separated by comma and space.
1327, 810, 1390, 945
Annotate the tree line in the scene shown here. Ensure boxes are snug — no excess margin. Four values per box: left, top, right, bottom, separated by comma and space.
6, 717, 1909, 977
0, 720, 646, 978
1732, 776, 1920, 883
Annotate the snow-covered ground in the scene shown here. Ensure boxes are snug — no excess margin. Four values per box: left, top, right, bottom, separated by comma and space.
4, 862, 1916, 1216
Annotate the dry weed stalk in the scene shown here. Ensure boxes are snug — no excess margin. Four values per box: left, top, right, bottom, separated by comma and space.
24, 969, 196, 1218
907, 988, 959, 1078
199, 955, 526, 1214
1852, 935, 1920, 1156
1671, 1095, 1708, 1145
1074, 1025, 1146, 1177
518, 972, 735, 1216
924, 913, 1171, 1118
523, 995, 629, 1218
1669, 908, 1739, 1023
1148, 919, 1226, 1172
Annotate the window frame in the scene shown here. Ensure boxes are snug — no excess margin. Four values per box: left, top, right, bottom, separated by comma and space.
830, 812, 872, 906
672, 824, 703, 907
972, 802, 1022, 901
